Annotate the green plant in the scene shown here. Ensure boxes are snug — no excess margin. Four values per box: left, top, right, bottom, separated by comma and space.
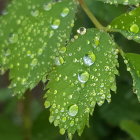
0, 0, 140, 139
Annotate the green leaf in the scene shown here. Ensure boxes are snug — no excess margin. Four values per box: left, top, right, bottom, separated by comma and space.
95, 0, 140, 5
120, 120, 140, 140
108, 7, 140, 43
124, 53, 140, 101
0, 0, 77, 96
45, 28, 119, 138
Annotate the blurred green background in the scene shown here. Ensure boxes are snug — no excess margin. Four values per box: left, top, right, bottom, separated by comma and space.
0, 0, 140, 140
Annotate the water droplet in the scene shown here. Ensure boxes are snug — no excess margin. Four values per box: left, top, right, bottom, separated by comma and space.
31, 58, 38, 67
49, 116, 54, 123
83, 52, 96, 66
54, 56, 64, 66
94, 36, 100, 46
59, 47, 66, 54
130, 24, 139, 33
44, 101, 50, 108
9, 34, 18, 44
31, 10, 39, 17
70, 120, 74, 126
68, 104, 78, 117
62, 117, 66, 122
54, 120, 59, 126
59, 128, 65, 135
68, 133, 73, 140
38, 48, 43, 55
61, 8, 69, 17
78, 71, 89, 83
77, 27, 87, 35
51, 19, 60, 29
123, 0, 128, 5
43, 3, 52, 11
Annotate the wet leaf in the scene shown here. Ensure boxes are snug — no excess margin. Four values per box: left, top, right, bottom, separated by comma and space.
108, 7, 140, 43
45, 28, 119, 138
0, 0, 77, 96
124, 53, 140, 102
96, 0, 140, 5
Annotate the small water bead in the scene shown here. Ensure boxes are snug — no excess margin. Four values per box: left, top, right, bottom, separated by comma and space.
111, 84, 116, 92
44, 101, 51, 108
83, 52, 96, 66
51, 19, 60, 29
97, 101, 104, 106
54, 120, 59, 126
9, 33, 18, 44
104, 66, 110, 71
85, 108, 90, 113
61, 8, 70, 17
68, 104, 78, 117
54, 90, 57, 94
31, 58, 38, 67
21, 78, 27, 85
90, 101, 96, 107
123, 0, 128, 5
130, 24, 139, 33
59, 128, 65, 135
78, 71, 89, 83
49, 116, 54, 123
60, 108, 64, 112
68, 133, 73, 140
77, 27, 87, 35
31, 10, 39, 17
94, 36, 100, 46
38, 48, 43, 55
59, 47, 66, 53
54, 56, 64, 66
62, 117, 66, 122
43, 3, 52, 11
70, 120, 74, 126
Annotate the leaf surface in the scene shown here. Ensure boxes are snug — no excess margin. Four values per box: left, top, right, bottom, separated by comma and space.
96, 0, 140, 5
108, 7, 140, 43
45, 28, 119, 137
0, 0, 77, 95
124, 53, 140, 101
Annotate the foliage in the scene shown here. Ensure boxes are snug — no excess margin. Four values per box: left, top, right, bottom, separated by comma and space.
0, 0, 140, 139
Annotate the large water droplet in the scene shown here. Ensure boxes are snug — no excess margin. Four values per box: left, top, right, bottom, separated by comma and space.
51, 19, 60, 29
130, 24, 139, 33
43, 3, 52, 11
61, 8, 70, 17
78, 71, 89, 83
77, 27, 87, 35
9, 33, 18, 44
83, 52, 96, 66
68, 104, 78, 117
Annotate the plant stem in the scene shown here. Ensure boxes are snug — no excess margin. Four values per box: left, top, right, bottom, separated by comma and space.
77, 0, 105, 30
22, 91, 32, 140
